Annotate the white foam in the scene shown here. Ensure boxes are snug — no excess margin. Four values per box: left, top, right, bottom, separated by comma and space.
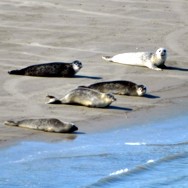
109, 168, 129, 176
125, 142, 146, 146
147, 159, 155, 164
10, 155, 34, 164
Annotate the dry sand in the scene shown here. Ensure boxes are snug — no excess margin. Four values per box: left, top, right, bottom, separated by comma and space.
0, 0, 188, 148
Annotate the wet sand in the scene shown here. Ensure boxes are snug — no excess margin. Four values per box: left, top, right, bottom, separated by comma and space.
0, 0, 188, 148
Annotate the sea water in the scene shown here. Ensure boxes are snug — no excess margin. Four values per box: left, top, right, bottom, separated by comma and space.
0, 115, 188, 188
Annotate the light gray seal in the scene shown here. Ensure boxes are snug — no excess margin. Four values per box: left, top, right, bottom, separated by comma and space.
4, 118, 78, 133
102, 48, 167, 71
8, 60, 82, 77
79, 80, 146, 96
46, 87, 116, 108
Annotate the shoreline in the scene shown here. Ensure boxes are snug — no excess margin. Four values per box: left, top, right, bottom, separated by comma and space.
1, 95, 188, 149
0, 1, 188, 149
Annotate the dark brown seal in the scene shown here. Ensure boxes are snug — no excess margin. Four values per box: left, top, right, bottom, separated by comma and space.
8, 60, 82, 77
79, 80, 146, 96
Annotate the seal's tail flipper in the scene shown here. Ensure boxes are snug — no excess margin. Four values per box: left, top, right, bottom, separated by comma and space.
46, 95, 62, 104
8, 69, 23, 75
102, 56, 113, 62
4, 121, 18, 126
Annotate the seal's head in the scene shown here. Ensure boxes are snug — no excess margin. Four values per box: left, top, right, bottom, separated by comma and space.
61, 122, 78, 133
104, 93, 116, 103
136, 85, 147, 96
156, 48, 167, 61
72, 60, 83, 72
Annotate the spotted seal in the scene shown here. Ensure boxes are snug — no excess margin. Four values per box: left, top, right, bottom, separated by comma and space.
8, 60, 82, 77
79, 80, 146, 96
102, 48, 167, 71
46, 87, 116, 108
4, 118, 78, 133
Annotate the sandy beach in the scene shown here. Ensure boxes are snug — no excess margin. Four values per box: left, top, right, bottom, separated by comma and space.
0, 0, 188, 148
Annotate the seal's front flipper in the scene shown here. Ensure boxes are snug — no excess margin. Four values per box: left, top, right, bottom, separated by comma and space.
147, 64, 162, 71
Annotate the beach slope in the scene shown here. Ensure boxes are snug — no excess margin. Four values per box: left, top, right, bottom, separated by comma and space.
0, 0, 188, 147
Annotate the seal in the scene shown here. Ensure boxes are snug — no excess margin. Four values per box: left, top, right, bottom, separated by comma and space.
46, 87, 116, 108
8, 60, 82, 77
4, 118, 78, 133
79, 80, 146, 96
102, 48, 167, 71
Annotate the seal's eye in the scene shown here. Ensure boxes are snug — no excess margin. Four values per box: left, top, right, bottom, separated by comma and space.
163, 50, 166, 53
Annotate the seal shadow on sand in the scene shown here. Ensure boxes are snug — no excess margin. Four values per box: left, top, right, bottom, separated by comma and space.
164, 61, 188, 71
74, 131, 86, 135
74, 75, 102, 79
49, 103, 132, 111
107, 105, 132, 111
163, 66, 188, 71
143, 94, 160, 99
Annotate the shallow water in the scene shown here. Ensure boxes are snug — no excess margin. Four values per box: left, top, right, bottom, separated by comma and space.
0, 115, 188, 188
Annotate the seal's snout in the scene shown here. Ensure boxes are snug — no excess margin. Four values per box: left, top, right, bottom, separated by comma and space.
108, 93, 116, 101
158, 48, 167, 57
72, 125, 78, 132
161, 51, 166, 56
